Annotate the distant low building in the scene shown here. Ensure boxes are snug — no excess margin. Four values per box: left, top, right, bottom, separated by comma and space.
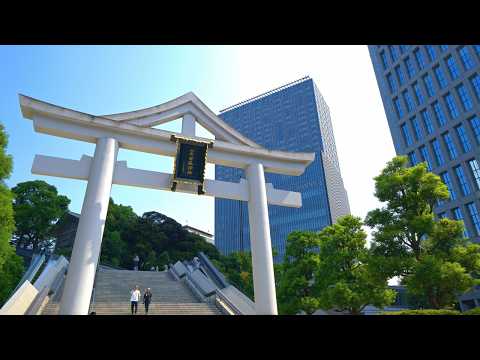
183, 225, 214, 245
52, 211, 80, 256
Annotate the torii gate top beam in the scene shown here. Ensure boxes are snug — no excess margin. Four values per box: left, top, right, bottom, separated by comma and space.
19, 94, 315, 176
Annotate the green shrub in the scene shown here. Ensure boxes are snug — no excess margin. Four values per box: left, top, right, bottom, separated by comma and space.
462, 307, 480, 315
381, 309, 461, 315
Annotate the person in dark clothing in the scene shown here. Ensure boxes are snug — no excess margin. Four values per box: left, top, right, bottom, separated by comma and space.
143, 288, 152, 314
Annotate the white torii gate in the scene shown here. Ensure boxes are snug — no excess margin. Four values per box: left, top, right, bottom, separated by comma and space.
19, 92, 315, 315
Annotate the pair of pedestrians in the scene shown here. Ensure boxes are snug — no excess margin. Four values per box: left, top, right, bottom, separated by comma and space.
130, 286, 152, 315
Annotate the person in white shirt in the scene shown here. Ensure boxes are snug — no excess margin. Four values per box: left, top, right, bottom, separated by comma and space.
130, 285, 141, 314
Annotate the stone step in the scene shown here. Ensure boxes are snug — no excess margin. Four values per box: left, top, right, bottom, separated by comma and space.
41, 303, 220, 315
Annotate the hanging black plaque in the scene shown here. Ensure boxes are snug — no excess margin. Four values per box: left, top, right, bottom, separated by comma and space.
170, 135, 213, 194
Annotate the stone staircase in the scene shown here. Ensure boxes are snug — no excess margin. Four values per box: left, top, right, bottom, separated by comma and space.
42, 268, 221, 315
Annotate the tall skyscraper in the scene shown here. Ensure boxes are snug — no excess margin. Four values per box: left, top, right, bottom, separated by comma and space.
369, 45, 480, 310
215, 76, 350, 262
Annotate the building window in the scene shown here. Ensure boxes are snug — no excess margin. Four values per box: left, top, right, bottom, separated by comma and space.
389, 46, 399, 62
458, 46, 475, 70
455, 124, 472, 153
413, 83, 424, 105
469, 116, 480, 144
408, 151, 419, 166
445, 55, 460, 80
423, 74, 435, 97
454, 165, 471, 196
387, 73, 396, 93
395, 66, 406, 86
411, 116, 423, 140
474, 46, 480, 57
470, 74, 480, 100
456, 84, 473, 111
394, 98, 404, 119
442, 132, 457, 160
453, 207, 469, 238
404, 57, 416, 78
466, 203, 480, 236
468, 159, 480, 190
438, 212, 447, 219
426, 45, 436, 61
419, 146, 432, 171
431, 139, 445, 166
440, 45, 449, 52
380, 51, 388, 70
434, 66, 448, 89
401, 123, 414, 147
432, 101, 447, 127
441, 171, 457, 200
421, 109, 434, 134
403, 90, 414, 113
399, 45, 409, 54
414, 48, 426, 70
444, 93, 459, 119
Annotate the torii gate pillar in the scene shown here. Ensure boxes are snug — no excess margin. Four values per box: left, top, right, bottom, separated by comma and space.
246, 162, 278, 315
59, 137, 118, 315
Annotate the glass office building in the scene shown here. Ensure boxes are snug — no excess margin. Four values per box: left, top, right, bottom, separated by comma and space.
215, 77, 350, 262
369, 45, 480, 310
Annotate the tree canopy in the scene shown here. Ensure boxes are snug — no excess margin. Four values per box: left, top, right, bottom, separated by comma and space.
365, 156, 480, 309
12, 180, 70, 252
0, 123, 24, 305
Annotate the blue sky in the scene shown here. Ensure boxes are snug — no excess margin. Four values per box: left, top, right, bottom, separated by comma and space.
0, 45, 394, 236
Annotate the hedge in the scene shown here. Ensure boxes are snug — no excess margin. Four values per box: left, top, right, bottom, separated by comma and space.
381, 309, 461, 315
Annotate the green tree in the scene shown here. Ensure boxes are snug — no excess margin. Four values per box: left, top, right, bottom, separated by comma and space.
277, 231, 321, 314
365, 156, 480, 309
12, 180, 70, 252
213, 251, 255, 300
314, 215, 396, 315
0, 123, 24, 305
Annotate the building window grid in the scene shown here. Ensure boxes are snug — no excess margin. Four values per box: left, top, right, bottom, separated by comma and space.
453, 207, 470, 238
454, 165, 471, 196
426, 45, 436, 61
474, 46, 480, 57
456, 84, 473, 111
440, 45, 449, 52
420, 146, 432, 171
442, 132, 458, 160
411, 117, 423, 140
458, 46, 475, 70
444, 93, 459, 119
408, 151, 419, 166
431, 139, 445, 166
434, 66, 448, 89
387, 73, 396, 93
403, 90, 414, 113
433, 101, 447, 127
445, 56, 461, 80
405, 57, 416, 78
441, 171, 457, 200
423, 74, 435, 97
468, 159, 480, 190
380, 51, 388, 70
401, 123, 414, 147
467, 203, 480, 236
456, 125, 472, 153
389, 46, 399, 63
414, 49, 426, 70
394, 98, 404, 119
413, 83, 424, 105
396, 66, 406, 86
469, 116, 480, 144
470, 74, 480, 100
421, 109, 434, 134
